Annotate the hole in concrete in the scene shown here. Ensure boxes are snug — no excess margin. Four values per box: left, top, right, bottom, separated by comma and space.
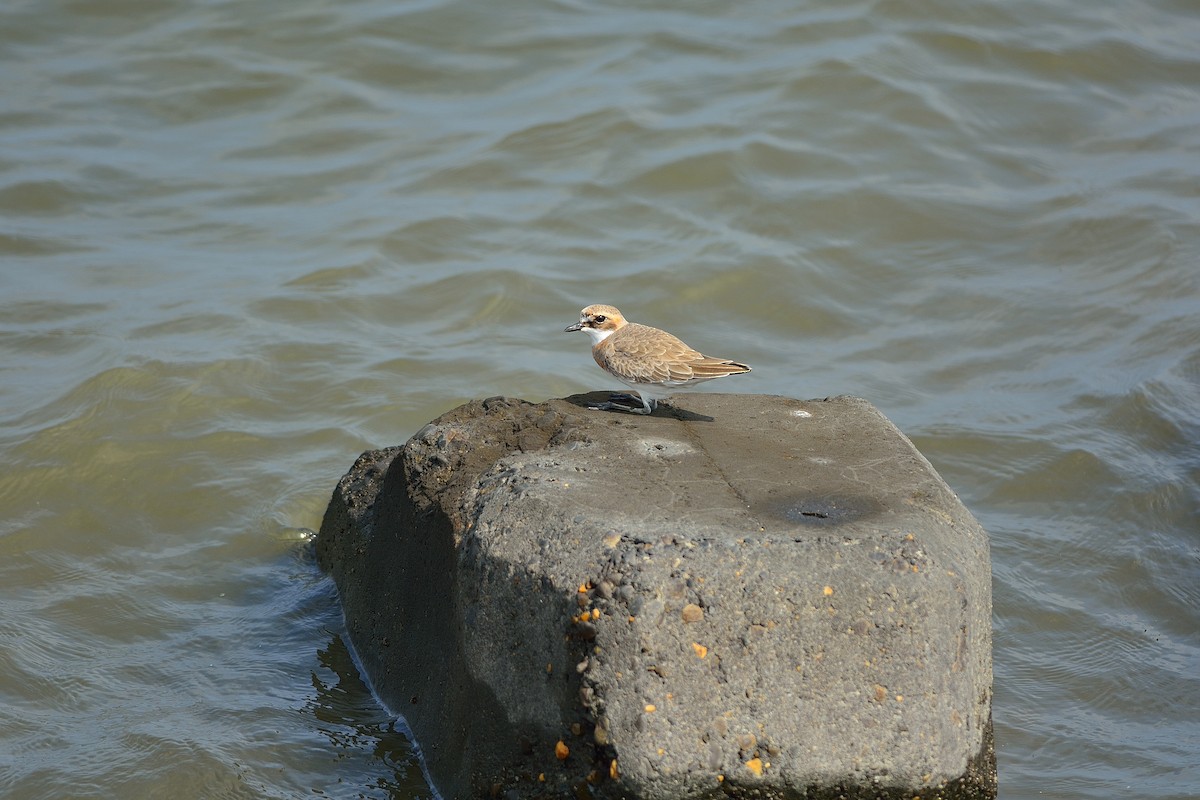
762, 496, 881, 526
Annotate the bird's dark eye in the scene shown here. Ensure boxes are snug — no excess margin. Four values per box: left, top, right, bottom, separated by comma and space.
594, 315, 606, 323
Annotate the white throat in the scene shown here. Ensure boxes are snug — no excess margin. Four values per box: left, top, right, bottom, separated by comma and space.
582, 326, 614, 346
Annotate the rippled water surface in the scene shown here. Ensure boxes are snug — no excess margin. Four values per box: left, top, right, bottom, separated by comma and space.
2, 0, 1198, 797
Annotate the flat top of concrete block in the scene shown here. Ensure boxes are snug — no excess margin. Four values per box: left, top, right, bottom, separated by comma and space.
466, 392, 981, 544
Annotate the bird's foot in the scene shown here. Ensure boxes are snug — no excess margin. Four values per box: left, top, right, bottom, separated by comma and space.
587, 393, 654, 414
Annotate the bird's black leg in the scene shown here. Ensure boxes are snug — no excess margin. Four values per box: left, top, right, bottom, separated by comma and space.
588, 392, 653, 414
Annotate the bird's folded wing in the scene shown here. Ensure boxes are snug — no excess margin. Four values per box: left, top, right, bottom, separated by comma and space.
596, 323, 748, 384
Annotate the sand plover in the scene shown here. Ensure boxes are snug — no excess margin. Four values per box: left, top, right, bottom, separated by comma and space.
564, 304, 751, 414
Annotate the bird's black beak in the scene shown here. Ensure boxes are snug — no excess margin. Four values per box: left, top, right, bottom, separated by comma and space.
564, 322, 583, 332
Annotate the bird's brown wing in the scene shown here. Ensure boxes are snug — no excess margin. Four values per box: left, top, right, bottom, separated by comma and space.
596, 323, 750, 384
685, 356, 752, 380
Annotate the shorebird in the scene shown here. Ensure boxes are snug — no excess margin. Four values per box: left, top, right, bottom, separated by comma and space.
564, 304, 751, 414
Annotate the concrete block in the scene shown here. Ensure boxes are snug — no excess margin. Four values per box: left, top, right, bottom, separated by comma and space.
316, 393, 996, 799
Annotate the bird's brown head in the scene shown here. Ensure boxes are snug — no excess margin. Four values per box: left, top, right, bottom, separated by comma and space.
564, 304, 627, 341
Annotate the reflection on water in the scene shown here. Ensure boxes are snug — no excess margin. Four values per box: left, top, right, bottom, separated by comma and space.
1, 0, 1198, 798
310, 632, 432, 798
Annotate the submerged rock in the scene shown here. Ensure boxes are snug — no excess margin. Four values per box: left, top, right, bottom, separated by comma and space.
316, 393, 996, 799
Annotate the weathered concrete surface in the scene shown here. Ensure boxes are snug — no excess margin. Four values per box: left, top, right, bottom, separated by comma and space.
316, 393, 996, 799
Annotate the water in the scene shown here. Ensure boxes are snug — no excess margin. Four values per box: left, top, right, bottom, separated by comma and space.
2, 0, 1198, 797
